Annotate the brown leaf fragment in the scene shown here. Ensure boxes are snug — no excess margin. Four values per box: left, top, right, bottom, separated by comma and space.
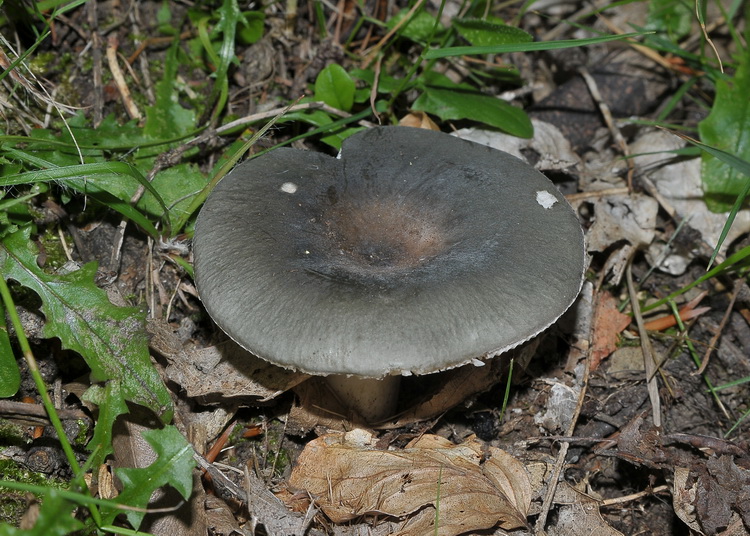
591, 291, 631, 370
288, 430, 531, 535
673, 467, 702, 534
398, 111, 439, 130
147, 319, 307, 402
549, 482, 624, 536
693, 456, 750, 535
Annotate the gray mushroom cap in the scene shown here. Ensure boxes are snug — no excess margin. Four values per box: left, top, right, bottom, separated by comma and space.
193, 126, 585, 378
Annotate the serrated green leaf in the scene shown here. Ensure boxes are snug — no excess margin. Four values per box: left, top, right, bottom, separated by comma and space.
110, 425, 195, 528
412, 86, 533, 138
314, 64, 355, 112
698, 46, 750, 212
0, 227, 173, 422
82, 382, 129, 468
453, 17, 532, 46
0, 300, 20, 398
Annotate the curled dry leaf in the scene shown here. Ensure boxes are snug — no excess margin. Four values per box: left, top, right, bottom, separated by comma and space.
288, 430, 531, 535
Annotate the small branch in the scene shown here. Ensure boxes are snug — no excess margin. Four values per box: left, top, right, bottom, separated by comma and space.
105, 35, 142, 122
579, 67, 634, 190
626, 262, 662, 428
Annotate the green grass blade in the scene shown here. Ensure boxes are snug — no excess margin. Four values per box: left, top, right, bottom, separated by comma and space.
424, 31, 650, 59
642, 244, 750, 312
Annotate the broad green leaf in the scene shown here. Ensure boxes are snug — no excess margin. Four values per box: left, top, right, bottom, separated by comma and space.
136, 163, 208, 223
0, 489, 82, 536
412, 86, 533, 138
698, 45, 750, 212
238, 11, 265, 45
453, 17, 532, 46
646, 0, 693, 40
110, 426, 195, 528
314, 64, 355, 112
387, 9, 444, 43
82, 382, 129, 469
0, 300, 20, 398
0, 227, 173, 422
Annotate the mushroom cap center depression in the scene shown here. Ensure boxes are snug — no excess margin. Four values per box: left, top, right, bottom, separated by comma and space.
323, 194, 446, 272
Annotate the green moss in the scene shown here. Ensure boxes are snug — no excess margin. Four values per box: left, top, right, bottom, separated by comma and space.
73, 419, 89, 447
0, 490, 26, 527
0, 420, 26, 447
0, 459, 67, 526
38, 227, 70, 272
27, 52, 57, 76
0, 459, 65, 489
264, 425, 290, 477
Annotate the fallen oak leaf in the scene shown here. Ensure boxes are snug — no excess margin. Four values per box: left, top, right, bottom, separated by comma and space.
288, 429, 531, 535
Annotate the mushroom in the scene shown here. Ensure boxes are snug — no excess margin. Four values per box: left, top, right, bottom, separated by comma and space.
193, 126, 585, 422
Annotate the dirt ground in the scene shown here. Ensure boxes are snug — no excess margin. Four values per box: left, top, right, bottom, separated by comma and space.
1, 0, 749, 535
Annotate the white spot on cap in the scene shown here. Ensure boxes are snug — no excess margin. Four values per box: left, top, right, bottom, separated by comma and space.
471, 358, 485, 367
280, 182, 298, 194
536, 190, 558, 209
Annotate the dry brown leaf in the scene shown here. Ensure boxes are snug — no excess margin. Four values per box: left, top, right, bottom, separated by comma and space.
147, 319, 307, 402
591, 290, 631, 370
288, 430, 531, 535
398, 111, 439, 130
549, 482, 624, 536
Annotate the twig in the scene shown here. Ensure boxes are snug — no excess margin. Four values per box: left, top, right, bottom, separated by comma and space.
0, 399, 89, 427
626, 262, 662, 428
565, 187, 630, 202
534, 297, 594, 533
216, 100, 353, 135
579, 67, 634, 190
87, 0, 104, 126
601, 485, 670, 506
105, 34, 142, 121
695, 279, 744, 375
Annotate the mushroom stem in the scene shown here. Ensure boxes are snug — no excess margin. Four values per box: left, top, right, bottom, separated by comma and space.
325, 374, 401, 423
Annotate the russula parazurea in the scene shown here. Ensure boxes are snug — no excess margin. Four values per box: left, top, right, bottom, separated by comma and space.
193, 126, 586, 422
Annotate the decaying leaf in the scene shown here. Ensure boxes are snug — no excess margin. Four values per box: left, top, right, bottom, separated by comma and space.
147, 319, 307, 402
590, 290, 631, 370
288, 429, 531, 535
631, 130, 750, 258
583, 193, 658, 253
548, 482, 624, 536
398, 111, 440, 130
